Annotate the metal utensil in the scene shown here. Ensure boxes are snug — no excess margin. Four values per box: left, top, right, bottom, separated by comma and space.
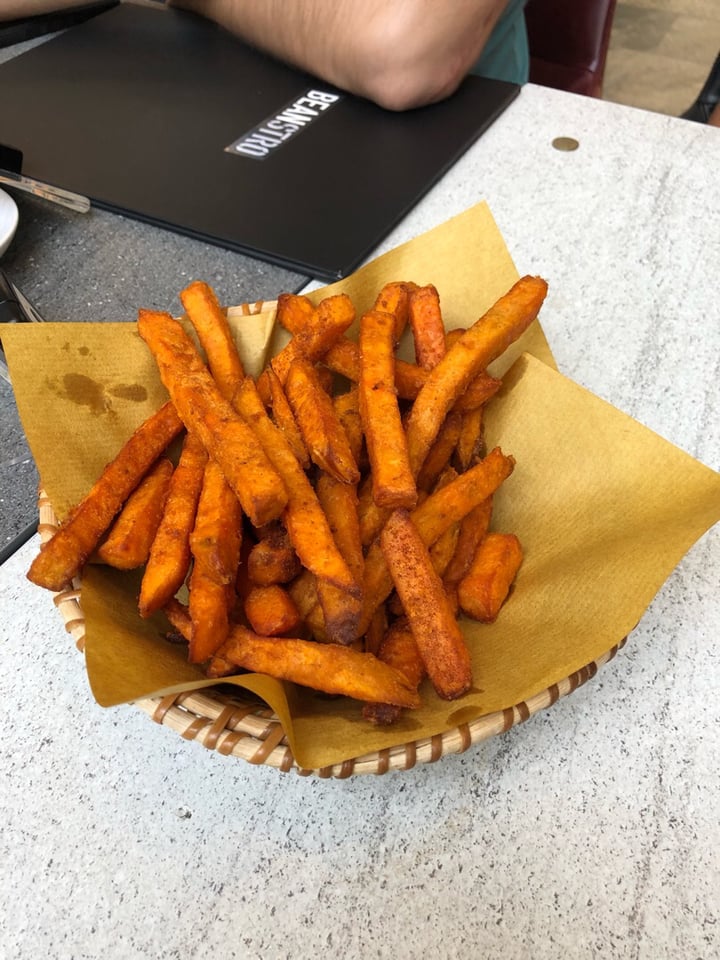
0, 268, 44, 383
0, 170, 90, 214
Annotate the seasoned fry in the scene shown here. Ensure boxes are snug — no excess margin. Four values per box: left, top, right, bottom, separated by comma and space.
405, 275, 548, 475
381, 509, 472, 700
244, 584, 301, 636
266, 367, 310, 469
188, 458, 243, 663
408, 283, 446, 370
180, 280, 244, 394
97, 457, 174, 570
362, 619, 426, 725
208, 624, 422, 708
458, 532, 523, 623
233, 376, 360, 596
416, 410, 463, 493
28, 400, 184, 592
247, 523, 300, 586
359, 447, 515, 635
455, 404, 485, 472
139, 432, 207, 617
271, 293, 355, 385
359, 308, 417, 509
373, 280, 414, 339
333, 387, 364, 466
276, 292, 315, 335
443, 496, 494, 587
137, 309, 287, 527
284, 357, 360, 484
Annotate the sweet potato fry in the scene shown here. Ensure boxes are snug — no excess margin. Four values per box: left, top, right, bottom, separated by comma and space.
408, 283, 446, 370
322, 336, 502, 410
362, 619, 426, 725
163, 597, 192, 641
458, 532, 523, 623
180, 280, 244, 395
244, 584, 301, 636
284, 357, 360, 484
405, 276, 548, 475
372, 281, 414, 339
137, 309, 287, 527
233, 376, 360, 596
187, 458, 243, 663
276, 292, 315, 335
265, 367, 310, 469
455, 404, 485, 472
359, 308, 416, 510
358, 447, 514, 635
381, 509, 472, 700
287, 570, 328, 642
416, 410, 463, 493
139, 432, 207, 617
271, 293, 355, 385
443, 496, 494, 588
247, 523, 300, 586
207, 624, 422, 708
27, 400, 184, 592
97, 457, 174, 570
333, 387, 364, 466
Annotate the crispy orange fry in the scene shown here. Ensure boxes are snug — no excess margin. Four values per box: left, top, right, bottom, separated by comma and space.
207, 624, 422, 708
362, 619, 426, 725
408, 283, 446, 370
322, 336, 501, 410
372, 281, 415, 339
276, 292, 315, 335
266, 367, 310, 469
455, 404, 485, 472
443, 496, 494, 587
381, 509, 472, 700
359, 308, 416, 510
333, 387, 364, 466
284, 357, 360, 484
139, 432, 207, 617
287, 570, 328, 642
271, 293, 355, 385
188, 458, 243, 664
27, 400, 184, 592
244, 584, 301, 636
405, 276, 548, 475
416, 410, 463, 493
137, 309, 287, 527
163, 597, 192, 641
246, 523, 301, 586
97, 457, 174, 570
233, 376, 360, 596
458, 532, 523, 623
359, 447, 514, 635
180, 280, 244, 394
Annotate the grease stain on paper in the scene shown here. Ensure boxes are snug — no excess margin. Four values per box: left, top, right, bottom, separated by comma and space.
45, 373, 147, 417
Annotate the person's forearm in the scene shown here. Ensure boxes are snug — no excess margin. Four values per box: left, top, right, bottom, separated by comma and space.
169, 0, 510, 110
0, 0, 97, 18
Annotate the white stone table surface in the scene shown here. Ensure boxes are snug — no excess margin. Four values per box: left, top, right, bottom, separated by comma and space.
1, 83, 719, 959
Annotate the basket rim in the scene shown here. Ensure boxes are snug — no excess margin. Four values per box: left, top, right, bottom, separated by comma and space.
37, 488, 625, 777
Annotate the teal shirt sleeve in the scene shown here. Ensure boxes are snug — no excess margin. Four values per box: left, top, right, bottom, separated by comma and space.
470, 0, 529, 85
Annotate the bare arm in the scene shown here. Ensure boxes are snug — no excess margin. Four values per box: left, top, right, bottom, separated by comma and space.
169, 0, 511, 110
0, 0, 105, 16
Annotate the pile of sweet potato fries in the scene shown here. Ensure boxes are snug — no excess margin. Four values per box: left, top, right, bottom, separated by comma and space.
28, 275, 547, 723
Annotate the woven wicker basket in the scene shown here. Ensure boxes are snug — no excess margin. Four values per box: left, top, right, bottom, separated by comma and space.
38, 486, 624, 777
36, 297, 625, 777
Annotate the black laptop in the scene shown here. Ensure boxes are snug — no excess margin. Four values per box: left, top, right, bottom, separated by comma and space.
0, 2, 519, 280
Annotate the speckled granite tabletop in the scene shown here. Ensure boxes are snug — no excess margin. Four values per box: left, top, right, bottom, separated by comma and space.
1, 68, 719, 960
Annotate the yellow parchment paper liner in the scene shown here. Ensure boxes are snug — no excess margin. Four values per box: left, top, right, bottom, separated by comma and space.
5, 202, 720, 771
